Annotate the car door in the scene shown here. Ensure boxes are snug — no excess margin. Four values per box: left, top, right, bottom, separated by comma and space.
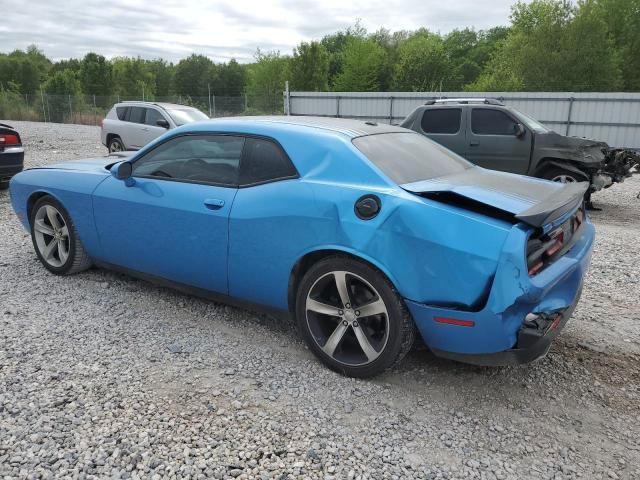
92, 134, 245, 294
465, 107, 532, 174
124, 106, 147, 149
417, 107, 467, 155
141, 107, 170, 146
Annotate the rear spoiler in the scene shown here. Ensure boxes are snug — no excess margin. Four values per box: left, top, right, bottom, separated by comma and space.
515, 181, 588, 228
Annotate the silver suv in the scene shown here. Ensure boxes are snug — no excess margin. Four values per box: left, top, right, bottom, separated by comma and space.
101, 102, 209, 153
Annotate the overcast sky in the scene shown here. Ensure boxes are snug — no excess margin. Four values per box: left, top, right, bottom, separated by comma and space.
1, 0, 520, 63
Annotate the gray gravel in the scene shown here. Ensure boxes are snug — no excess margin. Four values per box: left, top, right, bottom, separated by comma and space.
1, 120, 639, 480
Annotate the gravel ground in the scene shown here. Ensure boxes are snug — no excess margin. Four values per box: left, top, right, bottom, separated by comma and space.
1, 121, 639, 480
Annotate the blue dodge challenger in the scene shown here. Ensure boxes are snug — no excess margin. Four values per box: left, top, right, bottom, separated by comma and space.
9, 117, 594, 377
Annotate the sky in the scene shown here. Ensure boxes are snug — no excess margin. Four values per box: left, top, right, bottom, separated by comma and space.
1, 0, 519, 63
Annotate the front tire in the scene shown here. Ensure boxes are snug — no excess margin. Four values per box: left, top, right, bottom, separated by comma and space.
30, 196, 92, 275
541, 166, 582, 184
295, 256, 415, 378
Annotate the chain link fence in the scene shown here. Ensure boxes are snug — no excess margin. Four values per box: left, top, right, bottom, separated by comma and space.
0, 91, 284, 126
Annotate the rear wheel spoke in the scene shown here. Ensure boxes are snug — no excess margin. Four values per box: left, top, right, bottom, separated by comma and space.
333, 271, 351, 308
45, 206, 61, 229
42, 238, 58, 260
322, 322, 348, 357
57, 240, 69, 264
353, 326, 378, 362
356, 298, 386, 318
307, 298, 340, 316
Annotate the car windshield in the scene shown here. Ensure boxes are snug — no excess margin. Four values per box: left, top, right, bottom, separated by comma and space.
166, 107, 209, 126
352, 132, 472, 185
509, 107, 552, 133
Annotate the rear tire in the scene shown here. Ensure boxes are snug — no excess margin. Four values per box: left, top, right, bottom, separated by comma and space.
30, 196, 92, 275
295, 255, 415, 378
108, 136, 125, 153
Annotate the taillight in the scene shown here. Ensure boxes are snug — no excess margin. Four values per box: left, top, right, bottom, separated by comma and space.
0, 133, 20, 146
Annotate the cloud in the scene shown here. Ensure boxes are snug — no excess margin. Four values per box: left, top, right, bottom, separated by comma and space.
1, 0, 517, 63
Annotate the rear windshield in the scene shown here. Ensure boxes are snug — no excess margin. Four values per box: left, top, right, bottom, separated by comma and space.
352, 132, 472, 184
166, 108, 209, 126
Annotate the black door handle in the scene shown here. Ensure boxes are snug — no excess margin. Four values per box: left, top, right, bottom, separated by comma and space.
469, 142, 479, 147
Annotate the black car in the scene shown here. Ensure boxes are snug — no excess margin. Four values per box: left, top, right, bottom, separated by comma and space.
0, 123, 24, 189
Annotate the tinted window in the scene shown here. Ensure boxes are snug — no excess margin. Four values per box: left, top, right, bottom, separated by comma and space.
421, 108, 461, 134
239, 138, 297, 185
352, 133, 471, 185
471, 108, 518, 135
145, 108, 165, 126
132, 135, 244, 185
115, 106, 129, 120
128, 107, 146, 124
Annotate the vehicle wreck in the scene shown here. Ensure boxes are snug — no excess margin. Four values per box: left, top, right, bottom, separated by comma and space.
401, 98, 640, 207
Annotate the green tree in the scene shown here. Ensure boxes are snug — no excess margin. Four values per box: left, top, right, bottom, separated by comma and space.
246, 50, 289, 112
111, 57, 155, 98
213, 59, 246, 96
392, 33, 451, 91
148, 59, 175, 97
79, 53, 113, 95
333, 37, 387, 91
471, 0, 622, 91
289, 41, 329, 91
173, 54, 214, 98
43, 70, 83, 122
591, 0, 640, 90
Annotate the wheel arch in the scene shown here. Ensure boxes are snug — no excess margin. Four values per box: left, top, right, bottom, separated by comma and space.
534, 158, 589, 181
26, 190, 63, 226
287, 246, 401, 314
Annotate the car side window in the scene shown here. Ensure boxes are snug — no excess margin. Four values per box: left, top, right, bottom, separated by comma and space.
471, 108, 518, 135
145, 108, 165, 127
239, 137, 298, 186
421, 108, 461, 134
132, 135, 245, 186
115, 106, 129, 120
128, 107, 146, 124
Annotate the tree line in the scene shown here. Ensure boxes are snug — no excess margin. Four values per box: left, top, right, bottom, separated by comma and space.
0, 0, 638, 104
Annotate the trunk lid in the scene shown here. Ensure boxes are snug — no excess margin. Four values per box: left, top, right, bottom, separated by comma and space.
402, 167, 588, 231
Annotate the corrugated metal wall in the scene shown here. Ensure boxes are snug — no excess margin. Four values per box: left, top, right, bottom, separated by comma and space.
288, 91, 640, 148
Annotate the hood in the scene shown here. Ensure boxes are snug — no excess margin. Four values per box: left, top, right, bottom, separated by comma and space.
535, 131, 607, 165
38, 157, 115, 174
402, 167, 588, 229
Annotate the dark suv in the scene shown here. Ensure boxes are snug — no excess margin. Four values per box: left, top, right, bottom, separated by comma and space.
401, 98, 638, 200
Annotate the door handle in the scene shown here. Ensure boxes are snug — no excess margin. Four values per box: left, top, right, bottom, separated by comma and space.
469, 142, 479, 147
204, 198, 225, 210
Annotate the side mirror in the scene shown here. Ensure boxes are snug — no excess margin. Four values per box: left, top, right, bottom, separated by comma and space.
111, 161, 135, 186
514, 123, 526, 138
156, 118, 170, 129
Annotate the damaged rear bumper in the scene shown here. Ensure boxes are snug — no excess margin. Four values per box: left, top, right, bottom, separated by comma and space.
405, 220, 595, 366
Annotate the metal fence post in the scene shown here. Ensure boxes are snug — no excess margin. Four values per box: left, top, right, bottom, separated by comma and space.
244, 93, 248, 112
389, 96, 394, 124
336, 96, 341, 118
283, 81, 290, 115
68, 94, 72, 121
208, 83, 212, 117
40, 86, 47, 123
212, 94, 216, 117
93, 95, 97, 125
46, 94, 51, 123
566, 96, 575, 136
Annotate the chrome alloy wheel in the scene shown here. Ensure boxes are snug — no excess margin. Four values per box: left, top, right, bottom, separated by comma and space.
305, 271, 390, 366
551, 174, 577, 183
109, 140, 123, 152
33, 204, 70, 268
